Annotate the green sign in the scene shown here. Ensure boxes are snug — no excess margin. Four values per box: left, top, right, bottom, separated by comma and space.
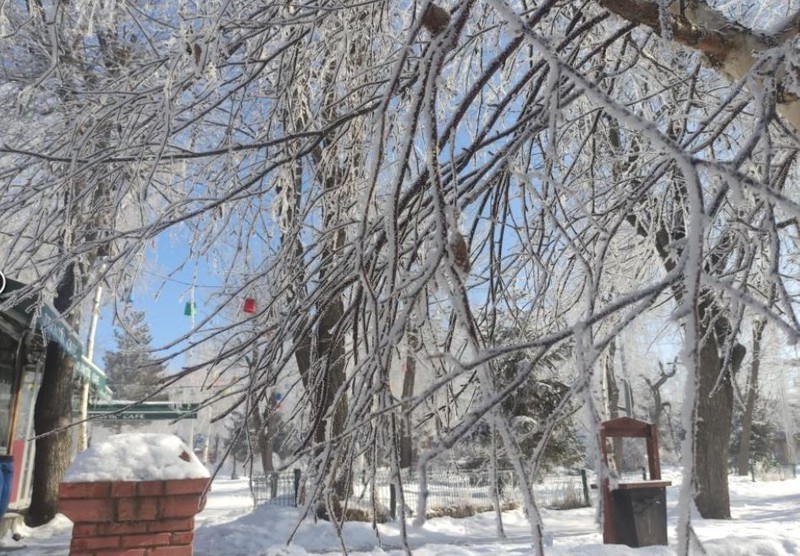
37, 304, 83, 359
88, 402, 200, 421
77, 357, 112, 401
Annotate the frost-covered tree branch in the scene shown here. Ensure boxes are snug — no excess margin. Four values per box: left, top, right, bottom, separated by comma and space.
3, 0, 800, 552
597, 0, 800, 130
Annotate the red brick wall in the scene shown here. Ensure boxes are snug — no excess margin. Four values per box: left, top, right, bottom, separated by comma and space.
59, 478, 209, 556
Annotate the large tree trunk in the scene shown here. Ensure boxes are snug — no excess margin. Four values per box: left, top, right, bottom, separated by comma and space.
736, 318, 766, 476
694, 333, 732, 519
693, 316, 746, 519
316, 288, 350, 503
27, 266, 79, 526
315, 293, 348, 449
286, 189, 350, 513
648, 222, 744, 519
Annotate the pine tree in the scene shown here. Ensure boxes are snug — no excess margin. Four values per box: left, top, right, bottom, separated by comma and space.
730, 400, 778, 469
103, 311, 166, 401
488, 345, 583, 471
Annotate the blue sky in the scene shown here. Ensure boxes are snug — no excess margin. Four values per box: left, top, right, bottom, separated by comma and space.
91, 242, 224, 375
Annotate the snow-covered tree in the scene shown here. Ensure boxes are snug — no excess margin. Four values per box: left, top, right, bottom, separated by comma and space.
0, 0, 177, 524
103, 310, 166, 402
225, 399, 297, 477
3, 1, 800, 553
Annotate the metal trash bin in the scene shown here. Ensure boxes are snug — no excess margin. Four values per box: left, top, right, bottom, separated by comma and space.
610, 480, 670, 547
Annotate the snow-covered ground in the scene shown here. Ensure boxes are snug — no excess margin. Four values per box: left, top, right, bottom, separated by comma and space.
2, 469, 798, 555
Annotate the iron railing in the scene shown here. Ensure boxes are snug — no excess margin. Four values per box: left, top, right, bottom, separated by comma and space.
250, 468, 594, 515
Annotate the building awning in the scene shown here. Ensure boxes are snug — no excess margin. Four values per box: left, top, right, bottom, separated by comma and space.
1, 278, 83, 359
78, 357, 112, 401
0, 278, 110, 395
37, 303, 83, 359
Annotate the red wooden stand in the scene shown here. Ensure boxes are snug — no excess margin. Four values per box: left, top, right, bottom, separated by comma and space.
600, 417, 668, 544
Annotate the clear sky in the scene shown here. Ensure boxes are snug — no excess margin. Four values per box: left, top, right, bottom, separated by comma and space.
90, 240, 224, 375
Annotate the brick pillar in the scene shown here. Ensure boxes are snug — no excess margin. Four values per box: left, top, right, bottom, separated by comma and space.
59, 478, 209, 556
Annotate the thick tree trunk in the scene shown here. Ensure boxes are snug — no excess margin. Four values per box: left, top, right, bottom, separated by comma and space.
319, 294, 350, 496
649, 225, 743, 518
693, 322, 745, 519
283, 162, 350, 512
315, 294, 348, 449
694, 334, 731, 519
736, 319, 766, 476
27, 267, 79, 526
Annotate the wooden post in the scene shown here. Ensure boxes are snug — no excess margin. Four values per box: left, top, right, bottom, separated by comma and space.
293, 469, 301, 506
6, 332, 29, 454
389, 483, 397, 520
580, 469, 590, 507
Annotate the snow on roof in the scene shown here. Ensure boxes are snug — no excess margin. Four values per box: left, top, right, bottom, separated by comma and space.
64, 433, 210, 482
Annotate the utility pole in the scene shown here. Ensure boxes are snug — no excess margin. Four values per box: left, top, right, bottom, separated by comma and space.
78, 273, 104, 452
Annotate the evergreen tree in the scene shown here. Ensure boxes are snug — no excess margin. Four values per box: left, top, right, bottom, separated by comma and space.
103, 311, 167, 401
730, 400, 778, 469
466, 317, 583, 471
480, 345, 583, 471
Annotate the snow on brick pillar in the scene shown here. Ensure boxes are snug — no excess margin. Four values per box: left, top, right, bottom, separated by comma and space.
59, 434, 210, 556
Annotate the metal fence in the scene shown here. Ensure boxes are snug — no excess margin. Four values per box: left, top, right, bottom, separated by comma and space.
749, 462, 797, 482
250, 470, 301, 507
251, 468, 594, 516
531, 471, 594, 510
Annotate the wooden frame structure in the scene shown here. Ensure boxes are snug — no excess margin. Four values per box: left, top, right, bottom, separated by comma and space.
600, 417, 663, 544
